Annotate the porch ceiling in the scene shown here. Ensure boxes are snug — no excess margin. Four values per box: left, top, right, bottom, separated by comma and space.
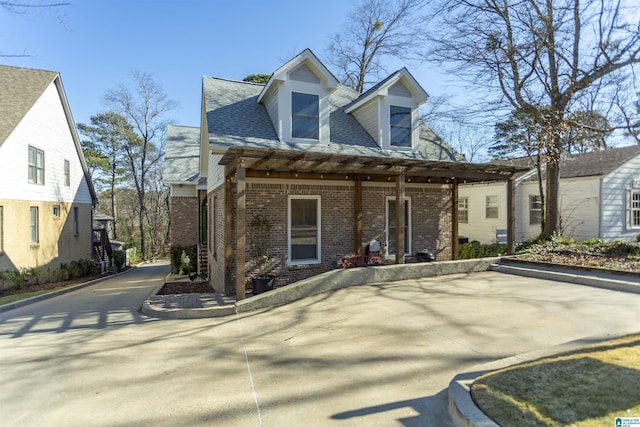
218, 147, 527, 183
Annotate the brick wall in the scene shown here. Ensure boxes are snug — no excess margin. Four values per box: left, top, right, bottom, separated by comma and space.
210, 179, 453, 291
169, 196, 199, 247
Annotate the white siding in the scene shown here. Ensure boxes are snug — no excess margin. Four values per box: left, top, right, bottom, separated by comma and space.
170, 184, 197, 198
289, 64, 321, 84
388, 81, 412, 97
207, 152, 225, 192
557, 177, 600, 241
0, 82, 92, 204
351, 100, 380, 145
265, 89, 279, 138
601, 153, 640, 241
458, 182, 507, 244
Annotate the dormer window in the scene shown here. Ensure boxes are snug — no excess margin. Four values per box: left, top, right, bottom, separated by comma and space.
390, 106, 411, 147
291, 92, 319, 139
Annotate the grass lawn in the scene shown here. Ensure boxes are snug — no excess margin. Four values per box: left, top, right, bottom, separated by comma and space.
471, 334, 640, 427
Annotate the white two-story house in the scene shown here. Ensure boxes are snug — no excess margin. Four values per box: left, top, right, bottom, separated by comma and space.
0, 65, 97, 273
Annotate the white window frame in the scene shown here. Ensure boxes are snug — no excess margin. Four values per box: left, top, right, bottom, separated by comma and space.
485, 195, 499, 219
386, 196, 411, 257
389, 105, 412, 148
529, 194, 542, 225
64, 159, 70, 187
73, 207, 79, 236
288, 195, 321, 265
30, 206, 39, 244
291, 92, 319, 140
458, 197, 469, 223
53, 205, 60, 219
628, 189, 640, 229
28, 146, 45, 185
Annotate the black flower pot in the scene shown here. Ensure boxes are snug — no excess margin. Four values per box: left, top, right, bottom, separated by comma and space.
252, 275, 275, 294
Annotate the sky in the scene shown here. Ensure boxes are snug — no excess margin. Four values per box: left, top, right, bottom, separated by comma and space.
0, 0, 449, 130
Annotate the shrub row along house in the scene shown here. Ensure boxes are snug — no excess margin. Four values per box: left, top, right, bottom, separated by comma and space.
163, 49, 522, 298
0, 65, 98, 276
459, 145, 640, 244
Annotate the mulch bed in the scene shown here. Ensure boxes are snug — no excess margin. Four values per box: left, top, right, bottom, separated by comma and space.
156, 281, 215, 295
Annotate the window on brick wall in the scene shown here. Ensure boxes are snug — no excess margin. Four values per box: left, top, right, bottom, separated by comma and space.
458, 197, 469, 223
30, 206, 39, 244
288, 195, 321, 264
212, 196, 217, 259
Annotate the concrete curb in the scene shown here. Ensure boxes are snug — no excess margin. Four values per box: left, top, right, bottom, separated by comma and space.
448, 335, 620, 427
141, 257, 502, 319
0, 266, 136, 313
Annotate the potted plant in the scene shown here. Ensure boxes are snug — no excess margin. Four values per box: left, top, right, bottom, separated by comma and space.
250, 213, 276, 294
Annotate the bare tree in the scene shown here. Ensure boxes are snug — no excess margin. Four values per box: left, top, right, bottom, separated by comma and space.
104, 71, 177, 258
426, 0, 640, 237
0, 1, 69, 57
325, 0, 427, 92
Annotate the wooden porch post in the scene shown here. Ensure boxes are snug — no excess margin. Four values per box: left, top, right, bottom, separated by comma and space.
507, 177, 515, 255
224, 176, 232, 294
235, 162, 246, 301
395, 170, 405, 264
354, 177, 363, 254
451, 179, 459, 260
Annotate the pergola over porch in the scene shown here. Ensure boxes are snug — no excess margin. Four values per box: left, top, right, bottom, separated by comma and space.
216, 146, 527, 299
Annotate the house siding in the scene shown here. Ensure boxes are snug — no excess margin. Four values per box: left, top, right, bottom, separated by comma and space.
0, 199, 92, 271
351, 100, 380, 145
458, 182, 507, 244
0, 82, 92, 205
601, 153, 640, 241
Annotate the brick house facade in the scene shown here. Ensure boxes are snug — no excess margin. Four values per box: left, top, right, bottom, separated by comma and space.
164, 49, 520, 298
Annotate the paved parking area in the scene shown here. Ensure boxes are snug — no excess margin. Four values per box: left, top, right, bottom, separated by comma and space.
0, 267, 639, 426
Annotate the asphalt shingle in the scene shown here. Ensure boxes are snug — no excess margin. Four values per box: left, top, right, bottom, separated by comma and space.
163, 125, 200, 183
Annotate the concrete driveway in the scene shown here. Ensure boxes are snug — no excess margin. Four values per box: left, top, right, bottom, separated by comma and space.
0, 263, 639, 426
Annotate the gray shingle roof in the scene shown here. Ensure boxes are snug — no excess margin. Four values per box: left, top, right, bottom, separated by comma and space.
163, 124, 200, 183
0, 65, 58, 144
559, 145, 640, 178
517, 145, 640, 182
203, 77, 463, 162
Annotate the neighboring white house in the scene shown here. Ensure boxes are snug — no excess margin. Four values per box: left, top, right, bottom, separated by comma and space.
0, 65, 97, 272
459, 145, 640, 243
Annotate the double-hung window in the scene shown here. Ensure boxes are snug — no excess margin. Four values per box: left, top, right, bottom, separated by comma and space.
73, 207, 79, 236
629, 190, 640, 228
486, 195, 499, 219
390, 106, 411, 147
289, 196, 320, 264
28, 146, 45, 185
529, 195, 542, 225
387, 197, 411, 256
30, 206, 39, 244
458, 197, 469, 223
291, 92, 319, 139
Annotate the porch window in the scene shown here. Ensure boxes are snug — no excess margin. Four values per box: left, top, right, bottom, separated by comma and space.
458, 197, 469, 223
28, 146, 45, 185
390, 105, 411, 147
64, 159, 70, 186
30, 206, 39, 244
386, 197, 411, 256
529, 194, 542, 225
289, 196, 320, 264
291, 92, 319, 139
485, 195, 499, 219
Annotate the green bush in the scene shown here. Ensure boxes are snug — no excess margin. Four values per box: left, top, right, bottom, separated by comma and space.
459, 241, 507, 259
112, 250, 126, 272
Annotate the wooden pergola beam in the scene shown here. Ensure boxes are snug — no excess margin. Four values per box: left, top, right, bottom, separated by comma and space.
395, 170, 405, 264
